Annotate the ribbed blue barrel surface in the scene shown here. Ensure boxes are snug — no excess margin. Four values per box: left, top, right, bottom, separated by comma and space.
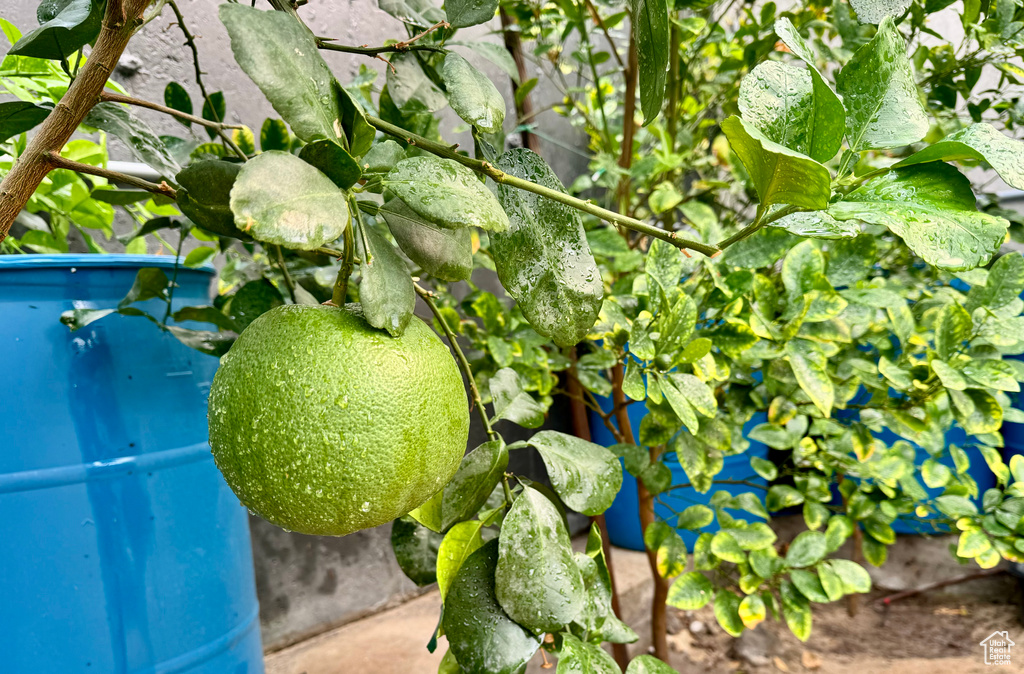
0, 255, 263, 674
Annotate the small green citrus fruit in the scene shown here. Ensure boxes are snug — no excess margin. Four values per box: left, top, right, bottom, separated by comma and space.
208, 303, 469, 535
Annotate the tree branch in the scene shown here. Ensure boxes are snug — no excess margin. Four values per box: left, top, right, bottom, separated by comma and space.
48, 152, 178, 199
98, 90, 245, 131
0, 0, 155, 240
367, 115, 720, 257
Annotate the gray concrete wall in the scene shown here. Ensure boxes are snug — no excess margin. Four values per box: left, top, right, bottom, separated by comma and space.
3, 0, 590, 650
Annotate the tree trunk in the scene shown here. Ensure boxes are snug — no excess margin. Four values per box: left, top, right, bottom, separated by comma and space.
500, 9, 541, 154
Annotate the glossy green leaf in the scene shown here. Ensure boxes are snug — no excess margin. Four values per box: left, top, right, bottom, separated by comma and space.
710, 531, 746, 563
780, 580, 812, 641
738, 593, 767, 629
437, 519, 486, 600
677, 504, 715, 530
492, 148, 603, 347
260, 118, 290, 152
357, 221, 415, 337
221, 5, 344, 144
770, 211, 859, 239
835, 17, 928, 151
386, 156, 508, 232
227, 279, 284, 331
172, 306, 238, 332
442, 440, 508, 530
849, 0, 912, 23
829, 164, 1007, 271
966, 252, 1024, 311
166, 325, 236, 356
644, 521, 688, 578
445, 0, 498, 27
964, 359, 1020, 392
892, 124, 1024, 191
826, 559, 872, 593
490, 368, 546, 428
183, 246, 216, 268
0, 101, 50, 143
230, 151, 349, 250
378, 0, 447, 29
443, 540, 541, 674
666, 571, 714, 610
786, 339, 834, 416
625, 655, 679, 674
936, 302, 972, 360
201, 92, 226, 139
790, 569, 830, 602
362, 140, 407, 175
721, 116, 831, 210
495, 486, 586, 633
713, 590, 744, 637
380, 198, 473, 282
442, 53, 505, 133
739, 60, 844, 164
630, 0, 670, 124
391, 517, 442, 586
176, 160, 248, 239
298, 139, 362, 190
557, 634, 621, 674
84, 103, 180, 178
9, 0, 101, 60
528, 431, 622, 516
951, 389, 1004, 434
786, 530, 827, 567
387, 52, 448, 113
164, 82, 193, 128
408, 490, 444, 532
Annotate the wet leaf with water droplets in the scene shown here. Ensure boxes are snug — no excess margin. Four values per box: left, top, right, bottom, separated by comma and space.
828, 163, 1008, 271
445, 0, 498, 27
229, 151, 349, 250
441, 440, 509, 530
849, 0, 913, 24
492, 148, 603, 347
443, 540, 541, 674
442, 53, 506, 133
527, 430, 622, 516
629, 0, 670, 125
381, 198, 473, 282
490, 368, 546, 428
770, 211, 859, 239
495, 485, 586, 633
386, 156, 509, 232
625, 655, 680, 674
557, 634, 622, 674
892, 123, 1024, 191
391, 516, 442, 586
84, 103, 180, 179
356, 221, 415, 337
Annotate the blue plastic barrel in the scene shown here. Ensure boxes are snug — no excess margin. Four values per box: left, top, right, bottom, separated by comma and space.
589, 396, 769, 551
0, 255, 263, 673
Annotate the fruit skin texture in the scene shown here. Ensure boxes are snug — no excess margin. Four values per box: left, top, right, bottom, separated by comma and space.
208, 303, 469, 536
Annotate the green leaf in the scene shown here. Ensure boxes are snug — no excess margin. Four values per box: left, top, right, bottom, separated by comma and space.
176, 160, 248, 239
625, 655, 679, 674
490, 368, 546, 428
445, 0, 499, 27
172, 306, 238, 332
120, 268, 170, 307
230, 151, 349, 250
786, 530, 827, 567
386, 156, 508, 231
751, 456, 778, 481
957, 529, 992, 558
779, 580, 812, 641
380, 198, 473, 282
713, 590, 744, 637
644, 521, 688, 578
387, 52, 448, 113
496, 486, 586, 633
677, 504, 715, 530
835, 17, 929, 151
849, 0, 912, 24
409, 490, 444, 532
557, 634, 622, 674
84, 103, 180, 178
629, 0, 670, 124
60, 308, 116, 332
298, 139, 362, 190
357, 221, 416, 337
166, 325, 236, 357
442, 53, 505, 133
201, 92, 227, 139
826, 559, 872, 594
164, 82, 193, 128
936, 302, 972, 360
893, 124, 1024, 191
786, 339, 834, 416
829, 164, 1007, 271
623, 360, 647, 400
227, 279, 284, 331
951, 389, 1004, 434
710, 531, 746, 563
391, 517, 442, 586
824, 516, 853, 553
183, 246, 216, 268
220, 5, 344, 144
963, 359, 1020, 392
721, 116, 832, 210
966, 252, 1024, 311
492, 148, 603, 347
738, 593, 767, 629
528, 431, 622, 516
0, 101, 51, 143
443, 540, 541, 674
378, 0, 447, 29
442, 440, 508, 530
790, 569, 830, 602
261, 118, 290, 152
770, 211, 859, 239
666, 572, 714, 610
437, 519, 487, 600
9, 0, 102, 61
739, 60, 844, 164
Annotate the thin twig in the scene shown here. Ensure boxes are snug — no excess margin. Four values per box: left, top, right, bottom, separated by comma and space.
315, 38, 446, 56
274, 244, 299, 304
99, 90, 245, 131
47, 152, 178, 199
414, 283, 497, 440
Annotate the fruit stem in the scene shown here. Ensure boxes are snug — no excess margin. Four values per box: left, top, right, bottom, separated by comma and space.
333, 205, 356, 306
414, 283, 497, 441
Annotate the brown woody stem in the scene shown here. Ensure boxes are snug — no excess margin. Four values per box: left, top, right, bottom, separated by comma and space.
48, 152, 177, 199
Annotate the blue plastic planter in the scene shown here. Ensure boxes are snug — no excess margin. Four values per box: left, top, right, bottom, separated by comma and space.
0, 255, 263, 673
588, 395, 768, 551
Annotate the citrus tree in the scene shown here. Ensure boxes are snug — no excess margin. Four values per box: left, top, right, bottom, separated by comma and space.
2, 0, 1024, 671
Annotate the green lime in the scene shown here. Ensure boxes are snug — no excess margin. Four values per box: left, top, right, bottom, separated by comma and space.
208, 303, 469, 536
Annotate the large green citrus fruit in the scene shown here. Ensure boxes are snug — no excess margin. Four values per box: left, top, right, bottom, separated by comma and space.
208, 303, 469, 536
